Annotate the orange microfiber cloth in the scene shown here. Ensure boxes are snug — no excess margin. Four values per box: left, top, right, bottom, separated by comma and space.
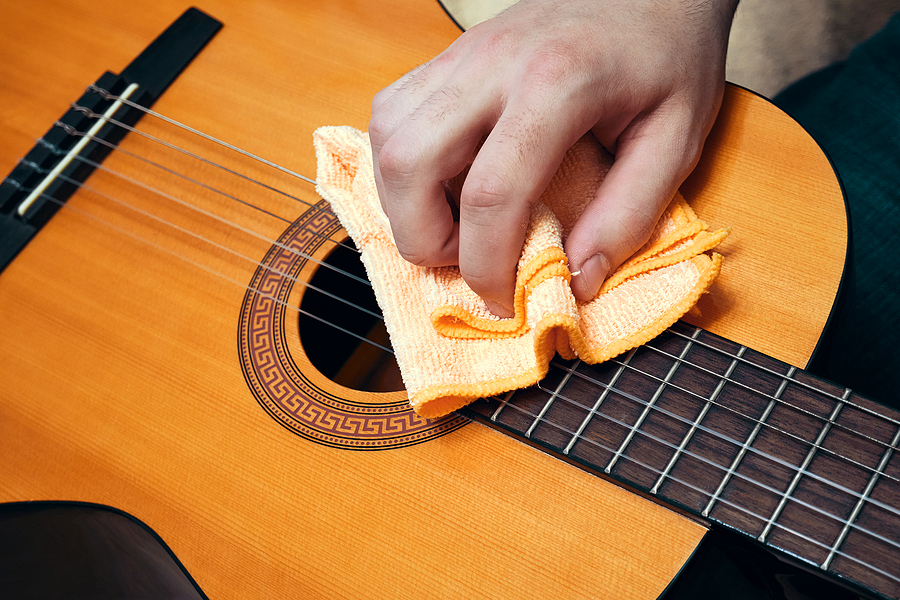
315, 126, 727, 418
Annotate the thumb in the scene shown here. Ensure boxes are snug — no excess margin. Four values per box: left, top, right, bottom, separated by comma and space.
566, 120, 702, 302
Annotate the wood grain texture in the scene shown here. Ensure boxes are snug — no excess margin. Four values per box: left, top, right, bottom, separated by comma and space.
0, 0, 845, 599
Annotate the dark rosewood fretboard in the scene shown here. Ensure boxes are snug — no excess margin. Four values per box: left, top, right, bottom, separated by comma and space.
461, 320, 900, 599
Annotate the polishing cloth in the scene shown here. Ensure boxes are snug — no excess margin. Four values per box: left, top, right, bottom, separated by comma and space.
314, 126, 726, 418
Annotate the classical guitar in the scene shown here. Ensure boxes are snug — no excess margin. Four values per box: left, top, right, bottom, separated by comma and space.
1, 1, 896, 599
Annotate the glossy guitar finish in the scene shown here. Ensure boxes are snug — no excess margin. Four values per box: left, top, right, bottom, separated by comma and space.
0, 1, 861, 599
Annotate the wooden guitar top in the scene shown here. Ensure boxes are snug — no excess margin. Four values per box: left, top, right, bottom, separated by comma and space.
0, 1, 846, 599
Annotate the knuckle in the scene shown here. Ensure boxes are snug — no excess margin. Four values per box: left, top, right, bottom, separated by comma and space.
367, 107, 397, 148
375, 138, 419, 183
523, 45, 578, 88
463, 174, 514, 211
394, 237, 443, 267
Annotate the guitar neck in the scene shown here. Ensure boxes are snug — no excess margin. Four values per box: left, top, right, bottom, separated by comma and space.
461, 319, 900, 599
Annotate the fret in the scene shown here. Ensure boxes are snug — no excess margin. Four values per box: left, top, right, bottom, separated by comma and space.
562, 351, 634, 456
650, 345, 746, 495
526, 361, 577, 438
702, 366, 795, 517
758, 388, 850, 542
604, 328, 699, 475
823, 422, 900, 570
489, 391, 514, 422
459, 320, 900, 600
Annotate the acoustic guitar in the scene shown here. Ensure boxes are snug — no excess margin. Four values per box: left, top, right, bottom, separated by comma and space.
1, 1, 896, 599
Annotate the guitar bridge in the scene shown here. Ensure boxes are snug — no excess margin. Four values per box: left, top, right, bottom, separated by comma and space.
0, 7, 222, 272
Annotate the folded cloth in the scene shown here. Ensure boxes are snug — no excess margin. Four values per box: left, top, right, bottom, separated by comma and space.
314, 126, 727, 418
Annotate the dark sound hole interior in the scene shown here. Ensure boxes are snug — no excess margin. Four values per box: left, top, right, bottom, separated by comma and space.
298, 240, 403, 392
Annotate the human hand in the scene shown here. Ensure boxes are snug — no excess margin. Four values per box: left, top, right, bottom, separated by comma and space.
369, 0, 738, 316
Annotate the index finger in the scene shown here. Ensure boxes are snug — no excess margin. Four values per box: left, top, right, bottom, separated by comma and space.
370, 79, 500, 268
457, 100, 590, 316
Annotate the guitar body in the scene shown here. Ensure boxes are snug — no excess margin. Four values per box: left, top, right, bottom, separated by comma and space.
0, 1, 847, 599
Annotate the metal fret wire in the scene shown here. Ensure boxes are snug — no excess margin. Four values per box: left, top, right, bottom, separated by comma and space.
758, 389, 849, 543
487, 393, 900, 584
605, 328, 700, 474
650, 345, 746, 495
541, 355, 900, 522
562, 350, 636, 456
666, 327, 900, 434
616, 335, 900, 486
702, 366, 796, 517
525, 360, 576, 439
824, 425, 900, 570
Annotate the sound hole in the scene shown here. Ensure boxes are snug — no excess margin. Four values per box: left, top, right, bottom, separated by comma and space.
298, 240, 403, 392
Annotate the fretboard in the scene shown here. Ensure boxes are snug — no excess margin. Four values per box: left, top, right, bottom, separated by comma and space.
460, 320, 900, 600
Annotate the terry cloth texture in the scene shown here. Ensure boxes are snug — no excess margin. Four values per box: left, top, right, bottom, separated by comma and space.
314, 127, 727, 418
775, 12, 900, 408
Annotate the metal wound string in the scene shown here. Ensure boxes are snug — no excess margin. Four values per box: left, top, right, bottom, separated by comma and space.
544, 350, 900, 522
503, 345, 900, 575
492, 370, 899, 584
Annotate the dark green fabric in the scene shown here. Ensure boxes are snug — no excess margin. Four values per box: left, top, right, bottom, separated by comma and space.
775, 13, 900, 409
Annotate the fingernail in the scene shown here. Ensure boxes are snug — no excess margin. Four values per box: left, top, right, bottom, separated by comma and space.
484, 298, 514, 319
573, 253, 609, 302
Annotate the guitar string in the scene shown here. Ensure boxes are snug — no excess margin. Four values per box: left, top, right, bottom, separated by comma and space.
31, 136, 370, 292
50, 118, 364, 278
32, 106, 900, 505
53, 124, 357, 255
82, 87, 900, 448
23, 92, 900, 549
44, 101, 900, 500
86, 84, 319, 189
81, 87, 900, 440
536, 358, 900, 521
79, 87, 325, 213
505, 374, 900, 564
16, 165, 382, 323
487, 391, 900, 584
596, 338, 900, 485
6, 178, 394, 355
16, 150, 385, 329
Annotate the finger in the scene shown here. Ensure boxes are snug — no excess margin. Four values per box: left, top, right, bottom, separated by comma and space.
373, 79, 501, 268
567, 111, 703, 302
458, 98, 591, 316
369, 33, 476, 141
